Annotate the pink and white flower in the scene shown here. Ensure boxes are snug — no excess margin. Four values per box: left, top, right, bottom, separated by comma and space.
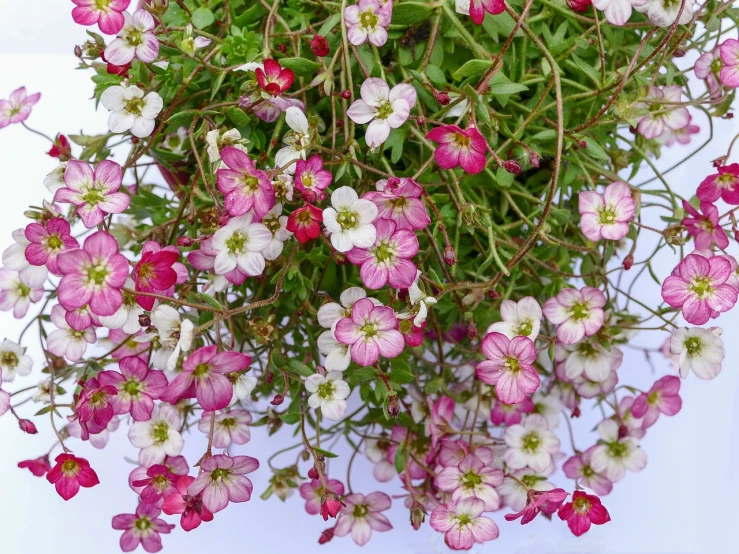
103, 9, 159, 65
631, 375, 682, 428
0, 267, 44, 319
590, 418, 647, 482
578, 181, 636, 242
317, 287, 377, 330
334, 298, 404, 366
636, 85, 690, 139
210, 213, 272, 276
364, 178, 430, 231
112, 502, 174, 553
197, 409, 252, 448
71, 0, 130, 34
475, 332, 540, 404
305, 371, 351, 420
591, 0, 646, 26
347, 78, 417, 149
555, 340, 623, 383
188, 454, 259, 513
696, 163, 739, 204
719, 38, 739, 88
681, 200, 729, 250
216, 147, 275, 218
275, 106, 311, 170
147, 305, 194, 371
637, 0, 694, 28
323, 186, 378, 253
101, 84, 163, 138
344, 0, 391, 47
498, 469, 556, 511
435, 453, 503, 511
504, 488, 568, 525
47, 304, 97, 361
317, 331, 352, 372
670, 326, 725, 379
563, 446, 613, 496
0, 86, 41, 129
486, 296, 542, 341
694, 49, 723, 98
299, 478, 346, 517
490, 396, 534, 426
128, 403, 184, 467
504, 414, 560, 473
661, 254, 738, 325
430, 498, 499, 550
294, 156, 332, 201
334, 491, 393, 546
426, 125, 487, 174
23, 218, 79, 275
543, 287, 606, 345
54, 160, 130, 228
3, 229, 49, 287
98, 356, 168, 421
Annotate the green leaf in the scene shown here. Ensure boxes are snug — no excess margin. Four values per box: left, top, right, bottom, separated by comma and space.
318, 13, 342, 37
197, 293, 223, 310
583, 139, 610, 161
532, 129, 557, 141
425, 64, 446, 88
279, 57, 321, 76
570, 53, 601, 87
393, 443, 406, 473
496, 166, 514, 188
453, 59, 493, 80
488, 83, 528, 96
550, 208, 570, 225
226, 107, 251, 130
163, 3, 188, 26
287, 359, 314, 377
280, 412, 301, 424
392, 2, 433, 25
314, 447, 338, 459
353, 366, 376, 381
191, 7, 215, 29
389, 369, 415, 384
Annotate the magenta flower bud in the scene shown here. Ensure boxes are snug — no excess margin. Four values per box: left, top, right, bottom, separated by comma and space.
528, 150, 541, 168
271, 394, 284, 406
504, 160, 522, 174
320, 491, 343, 521
19, 419, 38, 434
341, 90, 351, 99
301, 189, 318, 204
467, 320, 477, 340
623, 254, 634, 270
410, 501, 426, 531
318, 527, 335, 544
444, 245, 457, 266
311, 35, 330, 57
434, 90, 451, 105
177, 236, 196, 247
571, 406, 581, 418
565, 0, 592, 12
307, 467, 319, 480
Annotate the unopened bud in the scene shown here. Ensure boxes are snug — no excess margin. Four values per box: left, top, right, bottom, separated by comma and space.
271, 394, 284, 406
434, 90, 450, 105
618, 424, 629, 439
318, 528, 334, 544
307, 467, 319, 480
341, 90, 351, 99
311, 35, 330, 57
320, 491, 343, 521
74, 45, 83, 57
177, 236, 196, 247
443, 245, 457, 266
138, 314, 151, 328
410, 501, 426, 531
466, 320, 477, 340
385, 394, 400, 419
565, 0, 592, 12
416, 117, 426, 126
570, 406, 581, 418
673, 49, 686, 58
301, 189, 317, 204
19, 419, 38, 434
503, 160, 522, 174
277, 43, 287, 53
623, 254, 634, 270
579, 140, 587, 149
528, 150, 540, 168
266, 371, 274, 384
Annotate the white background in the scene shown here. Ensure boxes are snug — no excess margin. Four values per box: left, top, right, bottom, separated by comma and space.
1, 2, 738, 553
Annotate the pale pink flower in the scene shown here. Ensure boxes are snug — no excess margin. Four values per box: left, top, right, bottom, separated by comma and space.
720, 38, 739, 88
543, 287, 606, 344
3, 228, 49, 287
112, 502, 174, 553
0, 86, 41, 129
0, 339, 32, 382
0, 267, 44, 318
590, 418, 647, 482
188, 454, 259, 513
694, 49, 723, 98
498, 469, 556, 511
187, 236, 248, 288
430, 498, 499, 550
631, 375, 682, 428
104, 9, 159, 65
54, 160, 130, 228
210, 213, 273, 276
490, 396, 534, 426
71, 0, 131, 35
98, 356, 168, 421
578, 181, 635, 242
475, 332, 540, 404
426, 125, 487, 174
101, 84, 163, 138
592, 0, 647, 27
435, 454, 503, 511
563, 446, 613, 496
334, 491, 393, 546
299, 478, 346, 516
344, 0, 391, 47
555, 340, 623, 383
486, 296, 542, 341
660, 116, 700, 146
197, 409, 252, 448
334, 298, 404, 366
661, 254, 737, 325
364, 177, 430, 231
347, 78, 416, 148
216, 147, 275, 218
696, 163, 739, 204
681, 200, 728, 250
504, 414, 560, 473
636, 85, 690, 139
616, 396, 646, 439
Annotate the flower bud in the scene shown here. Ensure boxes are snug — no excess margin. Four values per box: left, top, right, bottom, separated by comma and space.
74, 45, 83, 58
320, 491, 343, 521
434, 90, 451, 105
341, 90, 351, 99
19, 419, 38, 434
311, 35, 330, 57
579, 140, 587, 149
416, 117, 426, 126
271, 394, 284, 406
443, 245, 457, 266
570, 406, 581, 418
410, 501, 426, 531
528, 150, 540, 168
307, 467, 319, 480
48, 135, 72, 159
277, 43, 287, 53
467, 320, 477, 340
301, 189, 317, 204
565, 0, 592, 12
618, 424, 629, 439
318, 528, 334, 544
138, 314, 151, 328
623, 254, 634, 270
673, 49, 686, 58
177, 236, 196, 247
385, 393, 400, 419
503, 160, 522, 174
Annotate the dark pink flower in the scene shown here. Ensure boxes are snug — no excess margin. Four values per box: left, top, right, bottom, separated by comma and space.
469, 0, 506, 25
399, 318, 425, 347
98, 356, 168, 421
335, 298, 404, 366
311, 34, 330, 57
558, 491, 611, 536
131, 464, 179, 505
71, 0, 131, 35
0, 86, 41, 129
681, 200, 729, 250
286, 204, 323, 243
255, 59, 295, 97
74, 376, 118, 437
112, 502, 174, 552
188, 454, 259, 513
631, 375, 682, 429
504, 488, 568, 525
299, 478, 346, 517
162, 475, 214, 531
490, 396, 534, 426
162, 345, 251, 411
133, 241, 188, 310
46, 453, 100, 500
295, 156, 332, 201
426, 125, 487, 174
47, 134, 72, 159
363, 177, 430, 231
18, 456, 52, 477
476, 332, 540, 404
697, 163, 739, 204
24, 218, 79, 275
216, 147, 275, 218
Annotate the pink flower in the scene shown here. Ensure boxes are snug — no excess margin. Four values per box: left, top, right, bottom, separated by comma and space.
0, 86, 41, 128
631, 375, 682, 428
543, 287, 606, 345
469, 0, 506, 25
47, 304, 97, 361
334, 298, 404, 366
562, 446, 613, 496
435, 453, 503, 511
660, 116, 700, 146
697, 163, 739, 204
103, 9, 159, 65
426, 125, 487, 174
108, 328, 150, 359
334, 491, 393, 546
429, 498, 499, 550
188, 454, 259, 513
636, 85, 690, 139
197, 409, 252, 448
74, 376, 118, 437
112, 502, 174, 553
364, 177, 430, 231
719, 38, 739, 88
0, 267, 44, 318
131, 464, 179, 505
286, 204, 323, 243
162, 475, 214, 531
18, 455, 52, 477
216, 147, 275, 218
694, 49, 723, 98
578, 182, 636, 242
344, 0, 391, 47
661, 254, 738, 325
57, 230, 129, 317
98, 356, 168, 421
255, 59, 295, 97
681, 200, 729, 250
54, 160, 130, 228
133, 241, 187, 310
475, 332, 540, 404
299, 478, 346, 517
504, 488, 568, 525
71, 0, 130, 35
46, 453, 100, 500
347, 78, 417, 148
295, 155, 332, 201
24, 218, 79, 275
558, 491, 611, 536
163, 345, 251, 411
490, 396, 534, 426
346, 219, 419, 290
386, 426, 428, 480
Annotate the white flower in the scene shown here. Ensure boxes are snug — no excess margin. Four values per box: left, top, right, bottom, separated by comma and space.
670, 327, 725, 380
146, 305, 194, 371
98, 278, 144, 333
590, 418, 647, 482
211, 213, 272, 275
275, 107, 311, 172
260, 203, 293, 261
556, 340, 623, 383
455, 0, 471, 15
317, 330, 352, 372
317, 286, 375, 330
532, 391, 562, 430
503, 414, 560, 473
162, 126, 189, 155
100, 84, 163, 138
323, 187, 378, 253
46, 304, 96, 362
272, 171, 294, 201
0, 339, 32, 382
305, 371, 350, 420
128, 403, 184, 466
44, 163, 67, 194
407, 270, 437, 326
636, 0, 694, 27
231, 371, 258, 405
592, 0, 647, 26
2, 229, 48, 287
206, 128, 246, 163
487, 296, 541, 341
34, 378, 53, 403
103, 10, 159, 65
497, 469, 555, 512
